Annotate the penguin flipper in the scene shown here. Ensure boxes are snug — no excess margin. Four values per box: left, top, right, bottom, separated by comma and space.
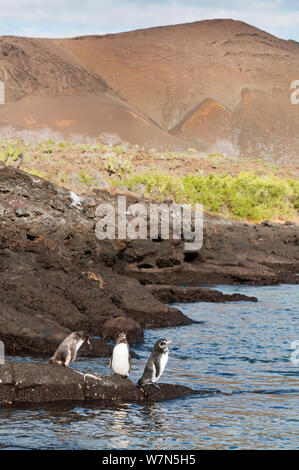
153, 359, 161, 381
138, 360, 155, 387
69, 343, 77, 364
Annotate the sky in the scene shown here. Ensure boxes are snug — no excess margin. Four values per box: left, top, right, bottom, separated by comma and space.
0, 0, 299, 41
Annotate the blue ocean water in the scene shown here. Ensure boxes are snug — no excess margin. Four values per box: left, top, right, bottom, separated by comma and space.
0, 284, 298, 449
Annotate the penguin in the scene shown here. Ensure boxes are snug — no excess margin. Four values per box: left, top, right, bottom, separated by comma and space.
138, 338, 172, 389
110, 332, 131, 378
48, 331, 91, 367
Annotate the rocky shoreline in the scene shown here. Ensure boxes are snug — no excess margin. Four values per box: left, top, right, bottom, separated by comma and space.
0, 165, 298, 361
0, 363, 203, 406
147, 285, 258, 303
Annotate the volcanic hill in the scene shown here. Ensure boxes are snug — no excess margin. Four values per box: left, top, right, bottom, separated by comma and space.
0, 19, 299, 160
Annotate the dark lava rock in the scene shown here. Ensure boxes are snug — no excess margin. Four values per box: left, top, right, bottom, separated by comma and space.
0, 301, 112, 357
122, 212, 299, 286
147, 285, 258, 303
0, 166, 298, 358
0, 166, 191, 356
0, 362, 200, 405
77, 337, 113, 358
101, 316, 144, 343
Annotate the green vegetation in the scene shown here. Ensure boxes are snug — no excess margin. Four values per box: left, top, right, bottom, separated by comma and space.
0, 136, 297, 222
23, 153, 34, 164
27, 168, 48, 179
0, 141, 23, 164
112, 171, 299, 221
104, 155, 132, 178
77, 171, 97, 187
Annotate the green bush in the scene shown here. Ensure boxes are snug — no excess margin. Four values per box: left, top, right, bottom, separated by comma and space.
27, 169, 47, 179
77, 171, 97, 187
23, 153, 33, 164
104, 156, 132, 178
0, 143, 23, 164
114, 171, 299, 221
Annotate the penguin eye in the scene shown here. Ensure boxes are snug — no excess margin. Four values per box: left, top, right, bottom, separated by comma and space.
160, 341, 166, 348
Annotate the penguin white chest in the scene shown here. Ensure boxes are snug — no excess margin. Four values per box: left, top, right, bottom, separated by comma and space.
156, 351, 168, 380
75, 339, 84, 353
112, 343, 130, 376
65, 350, 72, 366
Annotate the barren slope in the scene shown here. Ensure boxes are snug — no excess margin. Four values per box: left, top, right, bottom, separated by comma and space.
57, 20, 299, 160
0, 35, 179, 147
0, 93, 180, 147
0, 20, 299, 158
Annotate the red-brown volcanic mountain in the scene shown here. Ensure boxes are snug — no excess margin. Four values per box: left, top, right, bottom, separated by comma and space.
0, 19, 299, 159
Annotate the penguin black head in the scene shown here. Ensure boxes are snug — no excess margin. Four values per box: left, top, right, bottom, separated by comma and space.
116, 332, 128, 344
154, 338, 172, 352
75, 331, 91, 346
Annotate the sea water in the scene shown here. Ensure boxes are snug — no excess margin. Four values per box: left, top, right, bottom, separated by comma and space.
0, 284, 298, 450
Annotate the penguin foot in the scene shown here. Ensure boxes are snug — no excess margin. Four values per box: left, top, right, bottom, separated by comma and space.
49, 361, 64, 366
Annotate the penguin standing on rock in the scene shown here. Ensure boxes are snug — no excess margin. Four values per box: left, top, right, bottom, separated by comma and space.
138, 338, 172, 390
110, 332, 131, 378
48, 331, 91, 367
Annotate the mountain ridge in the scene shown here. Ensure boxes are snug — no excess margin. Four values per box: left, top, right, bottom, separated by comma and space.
0, 19, 299, 159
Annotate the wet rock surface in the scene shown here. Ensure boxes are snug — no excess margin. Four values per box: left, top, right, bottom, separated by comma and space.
0, 166, 298, 357
147, 285, 258, 303
0, 363, 200, 405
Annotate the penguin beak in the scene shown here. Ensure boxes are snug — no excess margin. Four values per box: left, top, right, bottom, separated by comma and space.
166, 340, 172, 345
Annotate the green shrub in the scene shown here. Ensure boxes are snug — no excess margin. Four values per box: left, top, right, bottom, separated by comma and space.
27, 169, 47, 179
0, 144, 24, 164
77, 171, 97, 187
114, 171, 299, 221
104, 156, 132, 178
43, 145, 53, 154
113, 145, 126, 154
23, 153, 33, 164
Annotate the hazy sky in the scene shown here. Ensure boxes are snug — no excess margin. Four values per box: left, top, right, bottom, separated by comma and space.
0, 0, 298, 41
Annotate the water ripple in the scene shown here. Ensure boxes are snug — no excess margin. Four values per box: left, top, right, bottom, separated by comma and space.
0, 284, 298, 449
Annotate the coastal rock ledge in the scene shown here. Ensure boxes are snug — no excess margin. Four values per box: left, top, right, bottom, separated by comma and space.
0, 363, 200, 406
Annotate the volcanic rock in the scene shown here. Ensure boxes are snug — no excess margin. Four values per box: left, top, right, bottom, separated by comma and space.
0, 362, 201, 405
101, 316, 144, 344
